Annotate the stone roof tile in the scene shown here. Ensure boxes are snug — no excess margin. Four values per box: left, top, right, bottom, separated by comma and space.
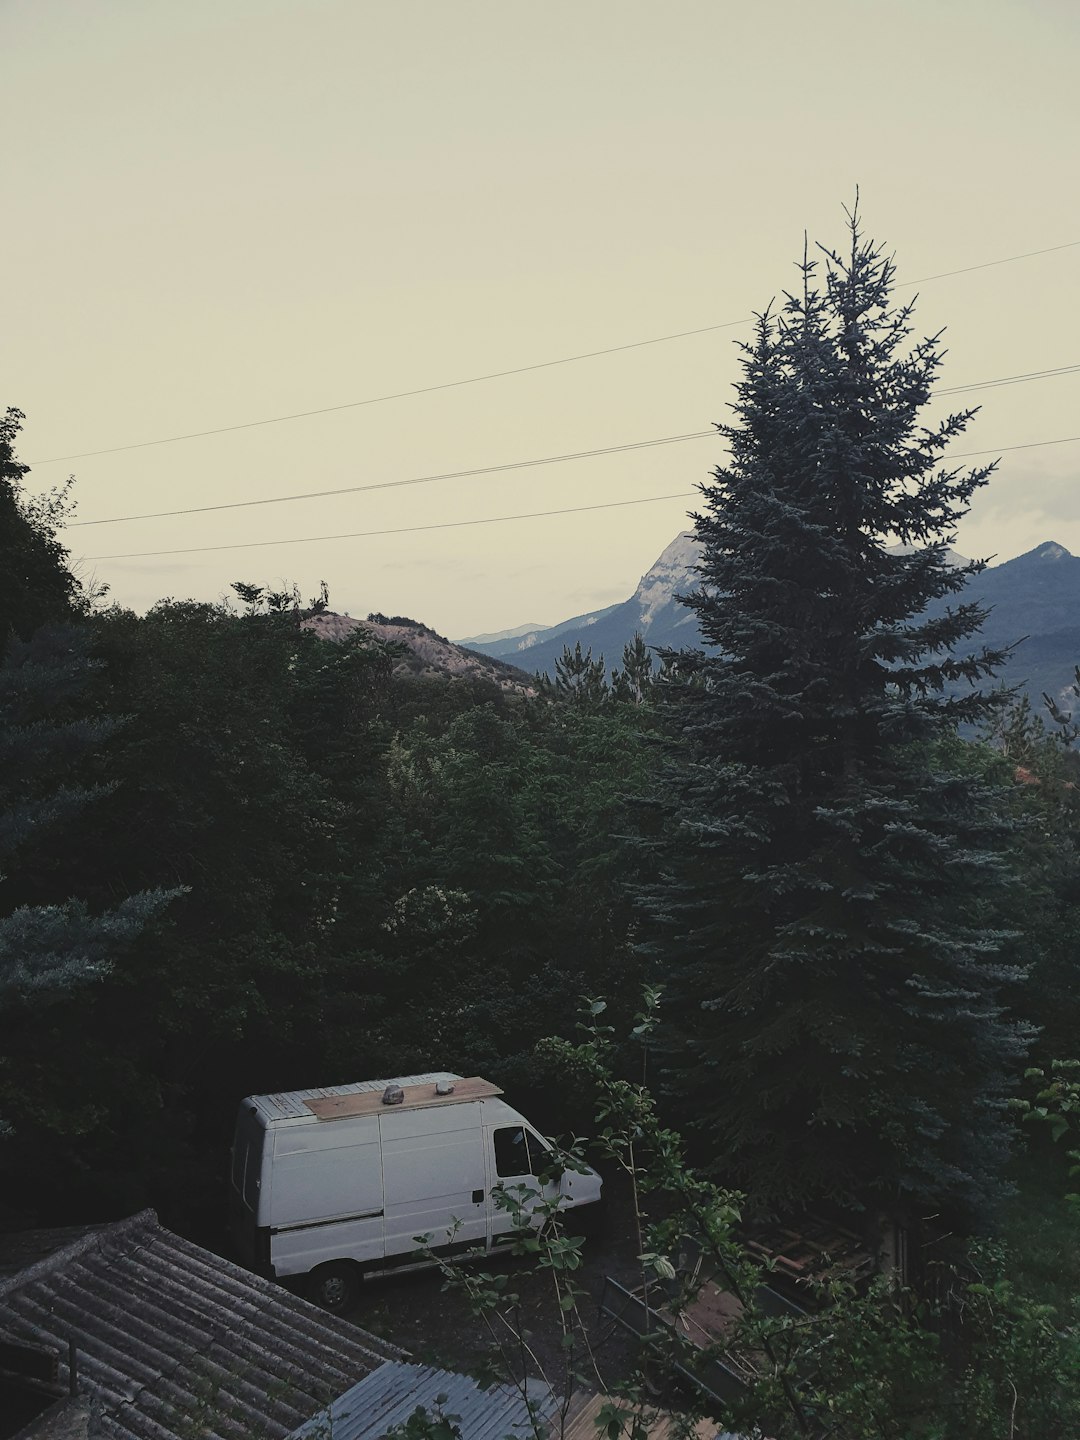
0, 1209, 400, 1440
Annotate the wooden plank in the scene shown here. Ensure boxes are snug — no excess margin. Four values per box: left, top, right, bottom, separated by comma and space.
563, 1391, 720, 1440
304, 1076, 502, 1121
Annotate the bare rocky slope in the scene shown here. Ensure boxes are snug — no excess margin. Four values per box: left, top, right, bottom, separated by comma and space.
301, 611, 536, 694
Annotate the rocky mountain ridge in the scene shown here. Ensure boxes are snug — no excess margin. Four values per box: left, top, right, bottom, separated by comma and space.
462, 532, 701, 678
470, 534, 1080, 704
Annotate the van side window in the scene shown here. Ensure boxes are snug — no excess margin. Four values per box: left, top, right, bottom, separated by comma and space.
494, 1125, 539, 1177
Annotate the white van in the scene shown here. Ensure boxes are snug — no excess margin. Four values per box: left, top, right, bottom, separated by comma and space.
229, 1072, 603, 1311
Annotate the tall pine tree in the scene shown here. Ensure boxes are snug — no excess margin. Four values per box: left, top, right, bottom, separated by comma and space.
642, 212, 1029, 1219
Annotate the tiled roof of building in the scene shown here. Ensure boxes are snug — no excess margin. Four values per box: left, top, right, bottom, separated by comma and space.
0, 1209, 400, 1440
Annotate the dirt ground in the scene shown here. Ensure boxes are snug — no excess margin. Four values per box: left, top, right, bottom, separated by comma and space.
342, 1166, 649, 1388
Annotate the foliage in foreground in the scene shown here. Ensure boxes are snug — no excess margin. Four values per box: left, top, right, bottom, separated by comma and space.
414, 1000, 1080, 1440
0, 569, 658, 1225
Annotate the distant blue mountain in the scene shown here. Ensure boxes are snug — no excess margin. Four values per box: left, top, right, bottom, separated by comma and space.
476, 533, 701, 678
479, 535, 1080, 704
456, 621, 549, 647
462, 601, 627, 667
962, 541, 1080, 705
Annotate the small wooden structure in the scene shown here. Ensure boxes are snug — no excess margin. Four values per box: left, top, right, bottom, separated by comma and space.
561, 1389, 739, 1440
743, 1216, 877, 1295
601, 1271, 805, 1405
601, 1217, 879, 1407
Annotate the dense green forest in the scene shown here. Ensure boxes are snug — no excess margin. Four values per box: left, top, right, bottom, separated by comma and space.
4, 222, 1080, 1434
0, 420, 660, 1231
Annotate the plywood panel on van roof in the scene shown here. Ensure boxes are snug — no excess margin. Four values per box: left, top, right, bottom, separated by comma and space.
251, 1072, 461, 1124
304, 1077, 501, 1122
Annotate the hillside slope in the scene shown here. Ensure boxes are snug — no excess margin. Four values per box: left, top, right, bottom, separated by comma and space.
302, 612, 536, 693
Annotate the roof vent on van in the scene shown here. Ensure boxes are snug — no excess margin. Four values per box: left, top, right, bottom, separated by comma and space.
381, 1084, 405, 1106
435, 1080, 455, 1095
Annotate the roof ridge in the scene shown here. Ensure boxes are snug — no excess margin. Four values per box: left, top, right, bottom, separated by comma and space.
0, 1208, 158, 1298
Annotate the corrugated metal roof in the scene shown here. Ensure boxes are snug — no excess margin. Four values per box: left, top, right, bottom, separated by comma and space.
288, 1361, 556, 1440
0, 1209, 401, 1440
251, 1073, 462, 1123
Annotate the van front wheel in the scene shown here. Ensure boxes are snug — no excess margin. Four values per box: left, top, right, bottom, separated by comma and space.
308, 1261, 361, 1315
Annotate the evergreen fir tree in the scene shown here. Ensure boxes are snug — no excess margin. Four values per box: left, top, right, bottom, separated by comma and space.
546, 642, 610, 708
641, 211, 1029, 1218
612, 633, 656, 705
0, 627, 176, 1011
0, 412, 177, 1130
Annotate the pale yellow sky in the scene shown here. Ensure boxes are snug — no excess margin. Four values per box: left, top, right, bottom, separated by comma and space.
5, 0, 1079, 637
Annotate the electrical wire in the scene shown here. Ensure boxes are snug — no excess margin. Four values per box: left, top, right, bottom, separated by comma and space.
69, 430, 716, 527
29, 323, 747, 467
954, 433, 1080, 458
68, 356, 1080, 528
82, 492, 698, 561
899, 239, 1080, 285
938, 363, 1080, 396
79, 428, 1080, 561
31, 237, 1080, 466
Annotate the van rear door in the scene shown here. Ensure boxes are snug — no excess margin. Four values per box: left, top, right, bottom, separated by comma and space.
229, 1106, 266, 1267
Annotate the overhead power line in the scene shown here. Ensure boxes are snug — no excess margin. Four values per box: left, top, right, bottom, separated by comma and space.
899, 238, 1080, 285
958, 433, 1080, 456
80, 428, 1080, 562
82, 492, 698, 561
30, 322, 747, 467
69, 430, 715, 527
69, 356, 1080, 529
938, 362, 1080, 395
32, 236, 1080, 467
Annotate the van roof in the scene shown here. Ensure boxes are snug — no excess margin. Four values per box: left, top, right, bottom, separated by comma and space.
246, 1072, 464, 1124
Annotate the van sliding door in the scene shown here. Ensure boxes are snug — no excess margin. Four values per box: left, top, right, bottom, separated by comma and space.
381, 1105, 488, 1261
